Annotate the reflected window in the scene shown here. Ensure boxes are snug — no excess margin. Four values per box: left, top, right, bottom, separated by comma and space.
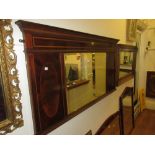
64, 52, 106, 114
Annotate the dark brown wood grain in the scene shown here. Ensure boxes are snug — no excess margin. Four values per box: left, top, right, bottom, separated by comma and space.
96, 111, 119, 135
27, 52, 67, 133
117, 44, 138, 52
119, 87, 135, 135
98, 108, 155, 135
131, 109, 155, 135
118, 73, 134, 85
16, 20, 119, 51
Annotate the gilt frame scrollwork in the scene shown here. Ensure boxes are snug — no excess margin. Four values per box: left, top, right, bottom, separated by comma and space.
0, 19, 23, 134
127, 19, 147, 42
126, 19, 138, 42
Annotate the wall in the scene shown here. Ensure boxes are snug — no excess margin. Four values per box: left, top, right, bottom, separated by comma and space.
10, 19, 133, 135
137, 20, 155, 110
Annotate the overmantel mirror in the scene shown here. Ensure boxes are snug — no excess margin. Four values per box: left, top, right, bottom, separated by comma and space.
116, 44, 137, 86
16, 20, 119, 134
0, 19, 23, 134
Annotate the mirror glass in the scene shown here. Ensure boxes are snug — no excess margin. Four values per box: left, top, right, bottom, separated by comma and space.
0, 71, 7, 122
64, 52, 106, 114
119, 51, 133, 79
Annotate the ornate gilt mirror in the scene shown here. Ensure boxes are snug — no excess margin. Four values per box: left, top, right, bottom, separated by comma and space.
0, 19, 23, 134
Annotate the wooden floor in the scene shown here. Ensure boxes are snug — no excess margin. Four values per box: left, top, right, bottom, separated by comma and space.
132, 109, 155, 135
100, 109, 155, 135
100, 115, 120, 135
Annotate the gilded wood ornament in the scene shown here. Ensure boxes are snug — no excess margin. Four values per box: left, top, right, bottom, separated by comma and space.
0, 19, 23, 134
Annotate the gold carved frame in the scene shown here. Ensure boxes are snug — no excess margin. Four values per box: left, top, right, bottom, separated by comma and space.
127, 19, 147, 42
0, 19, 23, 134
126, 19, 138, 42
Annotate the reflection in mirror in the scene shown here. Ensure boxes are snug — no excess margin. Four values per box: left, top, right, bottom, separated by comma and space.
117, 44, 137, 86
64, 52, 106, 114
119, 51, 133, 79
0, 71, 7, 122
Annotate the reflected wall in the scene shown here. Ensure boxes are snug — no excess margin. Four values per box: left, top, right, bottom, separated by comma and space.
64, 53, 106, 114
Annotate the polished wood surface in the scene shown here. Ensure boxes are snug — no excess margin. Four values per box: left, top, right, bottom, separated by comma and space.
100, 115, 120, 135
28, 53, 67, 134
99, 108, 133, 135
16, 20, 119, 51
132, 109, 155, 135
96, 111, 119, 135
119, 87, 134, 134
99, 109, 155, 135
117, 44, 138, 52
118, 73, 134, 85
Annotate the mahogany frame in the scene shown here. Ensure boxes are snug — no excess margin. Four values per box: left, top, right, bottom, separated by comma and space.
16, 20, 119, 134
119, 87, 135, 135
116, 44, 138, 86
